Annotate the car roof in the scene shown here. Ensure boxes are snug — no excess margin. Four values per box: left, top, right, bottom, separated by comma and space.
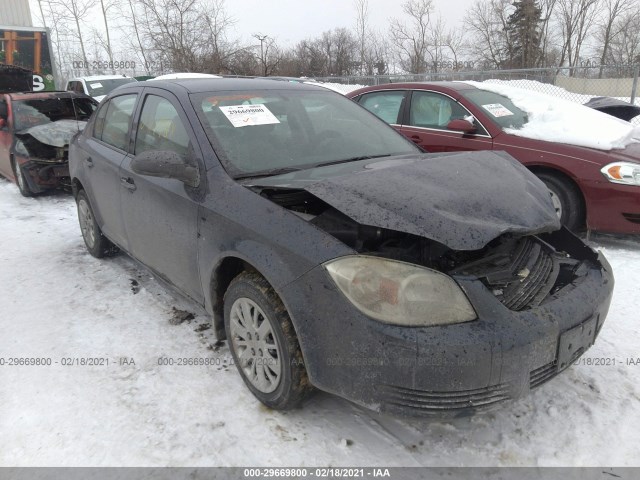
69, 75, 133, 82
134, 77, 330, 93
349, 81, 479, 93
7, 91, 95, 101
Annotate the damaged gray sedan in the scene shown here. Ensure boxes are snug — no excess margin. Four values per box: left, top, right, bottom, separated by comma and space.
69, 79, 614, 416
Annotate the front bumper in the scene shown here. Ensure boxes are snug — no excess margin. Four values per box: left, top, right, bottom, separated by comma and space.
282, 237, 614, 417
582, 179, 640, 234
17, 156, 70, 192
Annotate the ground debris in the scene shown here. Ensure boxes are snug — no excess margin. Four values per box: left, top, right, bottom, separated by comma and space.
169, 307, 195, 325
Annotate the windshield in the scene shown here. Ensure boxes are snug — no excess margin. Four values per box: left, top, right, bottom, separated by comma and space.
461, 89, 528, 129
191, 89, 418, 178
13, 97, 97, 131
86, 78, 136, 97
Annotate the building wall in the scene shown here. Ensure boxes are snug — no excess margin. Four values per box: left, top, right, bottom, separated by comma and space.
0, 0, 33, 27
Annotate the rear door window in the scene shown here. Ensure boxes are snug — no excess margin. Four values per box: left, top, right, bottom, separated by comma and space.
94, 94, 137, 151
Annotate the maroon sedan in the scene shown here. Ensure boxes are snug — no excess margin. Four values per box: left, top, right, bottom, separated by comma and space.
0, 91, 97, 196
347, 82, 640, 234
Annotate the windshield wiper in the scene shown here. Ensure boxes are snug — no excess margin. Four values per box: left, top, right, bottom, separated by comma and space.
311, 154, 392, 169
234, 167, 303, 180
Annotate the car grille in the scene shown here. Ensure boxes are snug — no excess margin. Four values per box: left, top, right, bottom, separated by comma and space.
530, 361, 558, 389
452, 237, 560, 311
378, 383, 510, 413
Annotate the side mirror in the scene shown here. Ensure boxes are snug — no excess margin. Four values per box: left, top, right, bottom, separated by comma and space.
447, 119, 476, 134
131, 150, 200, 187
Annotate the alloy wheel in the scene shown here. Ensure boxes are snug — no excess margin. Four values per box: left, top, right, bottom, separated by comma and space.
229, 297, 282, 393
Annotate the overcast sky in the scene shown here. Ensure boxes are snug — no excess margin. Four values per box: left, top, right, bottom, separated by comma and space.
28, 0, 476, 49
201, 0, 474, 47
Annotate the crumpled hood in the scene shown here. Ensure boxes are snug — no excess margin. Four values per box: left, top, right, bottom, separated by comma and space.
300, 151, 560, 250
17, 119, 87, 148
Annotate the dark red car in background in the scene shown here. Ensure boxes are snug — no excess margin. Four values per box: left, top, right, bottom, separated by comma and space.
0, 91, 97, 196
347, 82, 640, 234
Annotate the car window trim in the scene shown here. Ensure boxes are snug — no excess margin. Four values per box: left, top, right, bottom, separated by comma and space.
130, 88, 204, 171
90, 92, 139, 154
356, 89, 408, 126
405, 89, 492, 138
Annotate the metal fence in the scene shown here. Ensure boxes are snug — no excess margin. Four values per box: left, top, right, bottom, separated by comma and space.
315, 65, 640, 125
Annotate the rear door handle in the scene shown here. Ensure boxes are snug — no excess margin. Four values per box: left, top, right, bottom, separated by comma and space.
84, 157, 94, 168
120, 177, 136, 191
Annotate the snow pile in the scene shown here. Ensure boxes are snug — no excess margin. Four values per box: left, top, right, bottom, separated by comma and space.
466, 80, 640, 150
1, 180, 640, 467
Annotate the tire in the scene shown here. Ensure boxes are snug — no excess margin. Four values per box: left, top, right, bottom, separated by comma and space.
76, 190, 118, 258
536, 172, 584, 232
12, 159, 34, 197
224, 271, 312, 410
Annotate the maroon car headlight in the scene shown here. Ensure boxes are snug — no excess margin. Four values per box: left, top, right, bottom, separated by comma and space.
601, 162, 640, 186
324, 256, 477, 326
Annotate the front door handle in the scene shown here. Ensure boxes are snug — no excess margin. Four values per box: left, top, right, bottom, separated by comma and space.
409, 135, 421, 143
84, 157, 94, 168
120, 177, 136, 191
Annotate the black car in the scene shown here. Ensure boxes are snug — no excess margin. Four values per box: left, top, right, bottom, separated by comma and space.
69, 79, 614, 416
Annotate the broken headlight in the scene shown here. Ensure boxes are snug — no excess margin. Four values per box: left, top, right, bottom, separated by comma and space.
601, 162, 640, 186
324, 256, 477, 326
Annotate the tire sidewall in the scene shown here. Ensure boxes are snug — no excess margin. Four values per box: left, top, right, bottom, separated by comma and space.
537, 173, 582, 231
13, 160, 32, 197
76, 190, 102, 257
223, 276, 297, 409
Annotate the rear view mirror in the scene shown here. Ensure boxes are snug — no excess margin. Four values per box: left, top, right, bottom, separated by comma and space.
131, 150, 200, 187
447, 119, 476, 134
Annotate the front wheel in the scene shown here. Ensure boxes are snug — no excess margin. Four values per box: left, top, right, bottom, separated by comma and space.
536, 172, 584, 232
13, 160, 34, 197
76, 190, 118, 258
224, 271, 312, 410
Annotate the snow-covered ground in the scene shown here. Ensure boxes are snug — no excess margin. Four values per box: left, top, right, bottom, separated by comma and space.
1, 179, 640, 467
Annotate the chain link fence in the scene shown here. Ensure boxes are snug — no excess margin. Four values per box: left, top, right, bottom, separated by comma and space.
315, 65, 640, 125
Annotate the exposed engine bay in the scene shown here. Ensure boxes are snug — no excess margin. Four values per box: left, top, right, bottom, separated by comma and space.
259, 187, 596, 311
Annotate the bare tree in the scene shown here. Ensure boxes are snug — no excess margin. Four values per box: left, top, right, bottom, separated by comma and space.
49, 0, 97, 66
556, 0, 601, 71
596, 0, 633, 76
464, 0, 514, 69
389, 0, 434, 73
608, 10, 640, 66
538, 0, 557, 67
97, 0, 121, 72
133, 0, 240, 73
253, 34, 280, 76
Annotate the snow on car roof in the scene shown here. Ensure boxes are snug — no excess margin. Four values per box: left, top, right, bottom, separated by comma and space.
70, 75, 133, 81
464, 80, 640, 151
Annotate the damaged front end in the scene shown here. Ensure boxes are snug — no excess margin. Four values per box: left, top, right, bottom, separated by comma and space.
250, 152, 614, 416
259, 185, 597, 314
14, 120, 87, 192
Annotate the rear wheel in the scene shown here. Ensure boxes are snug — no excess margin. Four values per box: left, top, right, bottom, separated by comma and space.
224, 271, 312, 410
12, 160, 34, 197
536, 172, 584, 232
76, 190, 118, 258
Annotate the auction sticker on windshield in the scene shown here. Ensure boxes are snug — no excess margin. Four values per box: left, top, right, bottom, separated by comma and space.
482, 103, 514, 117
219, 104, 280, 128
89, 83, 103, 89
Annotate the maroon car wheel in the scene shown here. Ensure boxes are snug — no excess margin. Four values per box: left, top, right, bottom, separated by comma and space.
536, 172, 584, 232
12, 160, 34, 197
